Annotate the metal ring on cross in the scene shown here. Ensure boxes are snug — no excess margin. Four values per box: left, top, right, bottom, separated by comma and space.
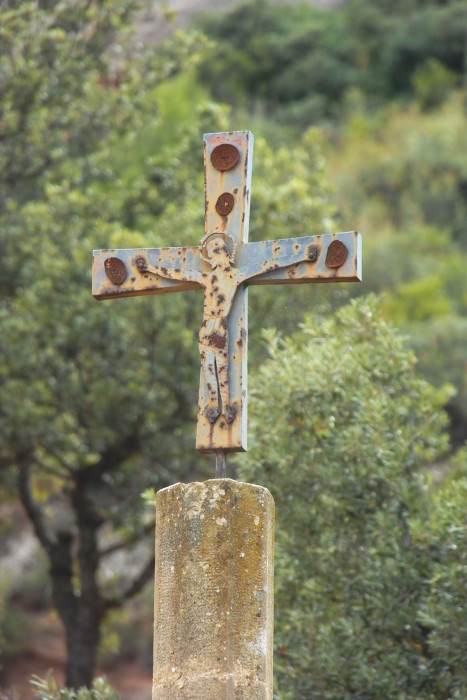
200, 231, 237, 264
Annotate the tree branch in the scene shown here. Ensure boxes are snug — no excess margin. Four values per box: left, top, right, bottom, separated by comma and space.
103, 555, 155, 612
73, 433, 140, 485
100, 521, 154, 557
18, 461, 56, 552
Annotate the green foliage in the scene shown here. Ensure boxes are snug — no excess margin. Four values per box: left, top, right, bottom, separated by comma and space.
419, 450, 467, 697
239, 296, 462, 699
0, 0, 338, 684
197, 0, 466, 126
0, 0, 214, 685
0, 0, 137, 206
31, 674, 119, 700
328, 94, 467, 443
412, 58, 458, 110
0, 0, 212, 508
332, 95, 467, 245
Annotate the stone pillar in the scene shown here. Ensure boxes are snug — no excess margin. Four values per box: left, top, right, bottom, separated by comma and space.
153, 479, 274, 700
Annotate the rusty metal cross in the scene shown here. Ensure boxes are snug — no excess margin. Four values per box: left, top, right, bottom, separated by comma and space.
92, 131, 361, 467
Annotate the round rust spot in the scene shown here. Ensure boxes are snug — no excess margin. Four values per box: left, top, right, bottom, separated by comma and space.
325, 240, 348, 269
104, 257, 127, 285
215, 192, 235, 216
210, 143, 240, 171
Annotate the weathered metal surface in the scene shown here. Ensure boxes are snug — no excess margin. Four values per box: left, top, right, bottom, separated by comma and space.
92, 130, 362, 455
241, 231, 361, 286
153, 480, 274, 699
92, 246, 202, 299
197, 131, 253, 453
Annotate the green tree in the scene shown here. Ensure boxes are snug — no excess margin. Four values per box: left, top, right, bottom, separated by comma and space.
0, 0, 340, 686
419, 449, 467, 698
0, 0, 209, 687
197, 0, 466, 126
328, 95, 467, 444
239, 296, 461, 699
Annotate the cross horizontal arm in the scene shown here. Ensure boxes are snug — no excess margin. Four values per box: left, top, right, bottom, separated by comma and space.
92, 246, 203, 300
237, 231, 361, 286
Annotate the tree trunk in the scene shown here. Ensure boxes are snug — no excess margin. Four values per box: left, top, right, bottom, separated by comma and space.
19, 462, 100, 687
65, 614, 101, 689
19, 459, 153, 688
48, 521, 102, 687
64, 482, 103, 688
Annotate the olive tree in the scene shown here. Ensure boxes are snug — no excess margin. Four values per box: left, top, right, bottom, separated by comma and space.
239, 296, 462, 699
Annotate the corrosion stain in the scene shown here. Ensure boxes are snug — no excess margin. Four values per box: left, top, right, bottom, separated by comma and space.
215, 192, 235, 216
211, 144, 240, 172
208, 332, 227, 349
306, 244, 319, 262
325, 240, 348, 268
104, 257, 127, 285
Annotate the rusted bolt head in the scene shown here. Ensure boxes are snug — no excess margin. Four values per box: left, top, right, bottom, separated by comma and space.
325, 240, 348, 268
224, 404, 238, 424
215, 192, 235, 216
205, 406, 221, 424
210, 143, 240, 172
135, 256, 147, 272
306, 244, 319, 262
104, 257, 127, 285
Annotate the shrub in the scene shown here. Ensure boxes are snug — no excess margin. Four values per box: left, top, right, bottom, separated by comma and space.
31, 674, 119, 700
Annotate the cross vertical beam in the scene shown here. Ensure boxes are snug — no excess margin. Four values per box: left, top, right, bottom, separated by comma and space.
197, 131, 254, 452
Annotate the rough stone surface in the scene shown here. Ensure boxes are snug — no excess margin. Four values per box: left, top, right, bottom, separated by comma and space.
153, 479, 274, 699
